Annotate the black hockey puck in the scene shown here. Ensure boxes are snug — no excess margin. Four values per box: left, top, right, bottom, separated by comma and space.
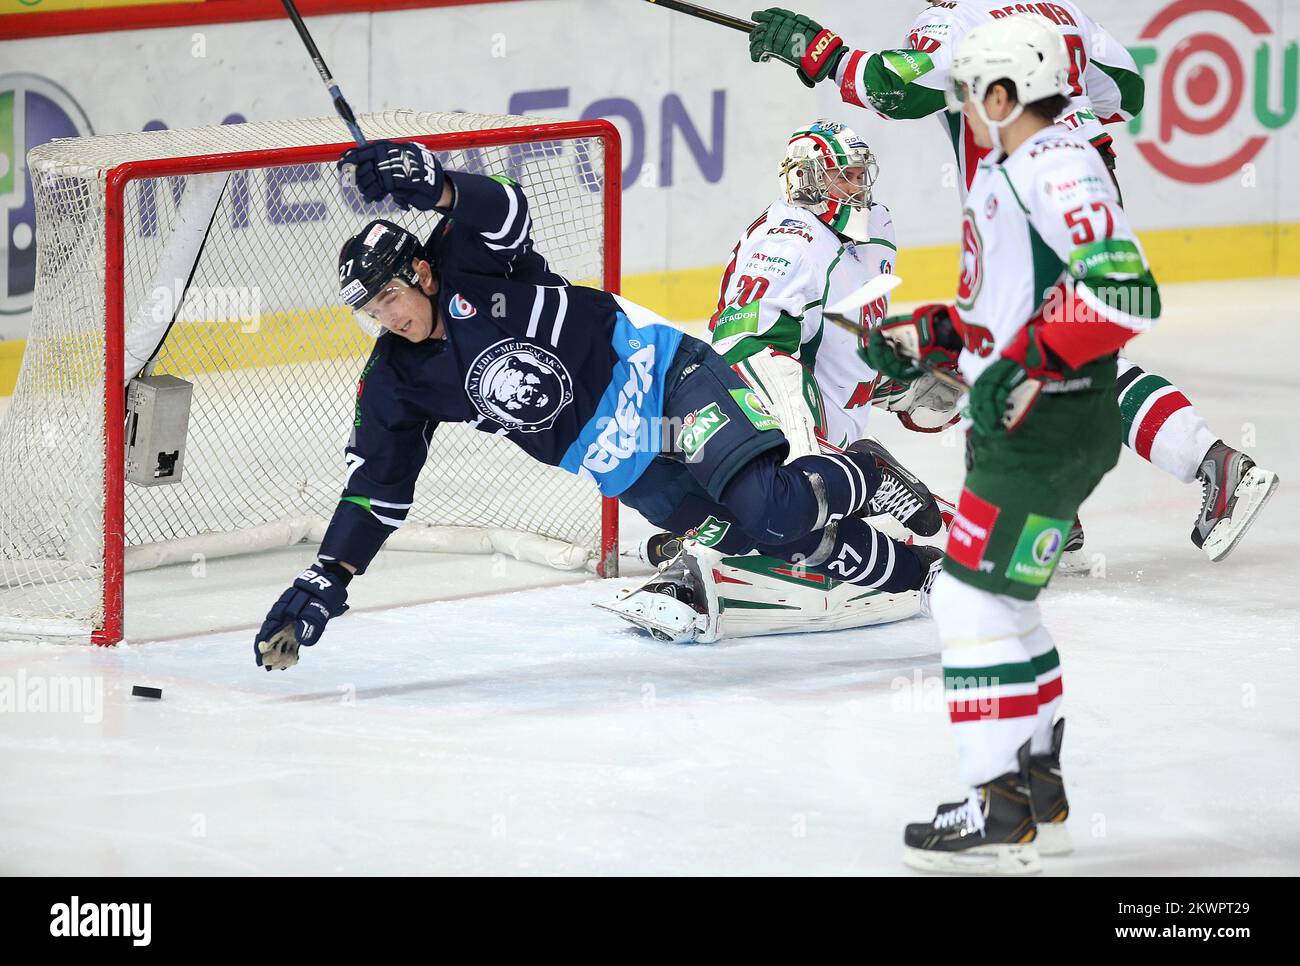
131, 685, 163, 699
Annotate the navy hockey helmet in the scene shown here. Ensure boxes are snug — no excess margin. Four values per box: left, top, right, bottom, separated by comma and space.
337, 219, 424, 311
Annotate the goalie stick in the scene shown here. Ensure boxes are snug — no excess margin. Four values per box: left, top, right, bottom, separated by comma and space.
824, 272, 903, 319
821, 274, 972, 393
824, 277, 1049, 429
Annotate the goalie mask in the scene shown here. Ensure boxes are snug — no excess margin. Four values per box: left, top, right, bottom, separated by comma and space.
780, 120, 879, 244
338, 219, 425, 337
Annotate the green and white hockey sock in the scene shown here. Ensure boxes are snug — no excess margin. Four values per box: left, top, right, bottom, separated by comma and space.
1117, 357, 1218, 484
1022, 621, 1064, 757
931, 572, 1040, 787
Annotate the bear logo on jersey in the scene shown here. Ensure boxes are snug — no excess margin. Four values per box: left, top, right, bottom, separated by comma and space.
465, 340, 574, 433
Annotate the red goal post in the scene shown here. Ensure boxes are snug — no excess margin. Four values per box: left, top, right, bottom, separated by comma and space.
2, 111, 621, 646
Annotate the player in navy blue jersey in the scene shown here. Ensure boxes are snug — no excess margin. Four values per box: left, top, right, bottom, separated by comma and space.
254, 139, 941, 670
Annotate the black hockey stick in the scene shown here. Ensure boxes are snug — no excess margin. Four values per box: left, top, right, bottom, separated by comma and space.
642, 0, 754, 33
279, 0, 367, 146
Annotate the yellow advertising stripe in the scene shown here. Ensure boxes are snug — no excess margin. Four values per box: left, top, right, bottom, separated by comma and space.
623, 221, 1300, 321
0, 307, 372, 397
148, 305, 371, 377
0, 339, 25, 395
0, 222, 1296, 396
0, 0, 196, 13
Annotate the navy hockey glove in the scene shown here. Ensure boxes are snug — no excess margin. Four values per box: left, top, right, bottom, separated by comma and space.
340, 139, 446, 211
254, 563, 350, 671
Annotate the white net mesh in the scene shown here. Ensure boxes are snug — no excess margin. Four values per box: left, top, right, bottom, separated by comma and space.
0, 110, 614, 641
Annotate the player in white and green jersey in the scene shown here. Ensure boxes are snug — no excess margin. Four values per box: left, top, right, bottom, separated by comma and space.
747, 1, 1278, 561
607, 121, 953, 647
865, 14, 1156, 874
709, 120, 958, 457
750, 1, 1141, 192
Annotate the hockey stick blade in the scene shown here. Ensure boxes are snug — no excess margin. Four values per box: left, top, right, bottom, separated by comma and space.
825, 273, 903, 315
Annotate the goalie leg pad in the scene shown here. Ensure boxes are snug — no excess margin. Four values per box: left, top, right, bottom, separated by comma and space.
732, 348, 824, 460
595, 548, 719, 644
757, 515, 924, 594
596, 544, 921, 644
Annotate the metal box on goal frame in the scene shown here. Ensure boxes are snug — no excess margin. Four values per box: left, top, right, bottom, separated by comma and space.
125, 374, 195, 487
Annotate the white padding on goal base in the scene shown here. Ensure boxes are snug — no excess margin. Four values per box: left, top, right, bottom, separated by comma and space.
378, 523, 594, 572
0, 616, 93, 642
120, 517, 595, 576
122, 517, 321, 573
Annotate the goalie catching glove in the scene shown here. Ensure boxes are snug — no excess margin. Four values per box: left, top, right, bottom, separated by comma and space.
866, 303, 962, 383
254, 563, 350, 671
339, 139, 447, 212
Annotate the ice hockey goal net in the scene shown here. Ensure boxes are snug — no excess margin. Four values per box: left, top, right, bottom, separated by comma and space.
0, 110, 621, 645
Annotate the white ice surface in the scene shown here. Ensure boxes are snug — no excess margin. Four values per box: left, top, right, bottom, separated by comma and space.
1, 278, 1297, 875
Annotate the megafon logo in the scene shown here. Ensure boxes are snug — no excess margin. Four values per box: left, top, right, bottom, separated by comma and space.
1131, 0, 1296, 184
0, 74, 93, 315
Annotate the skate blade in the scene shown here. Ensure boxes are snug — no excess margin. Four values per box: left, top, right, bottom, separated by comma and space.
1033, 821, 1074, 856
1054, 549, 1093, 576
1203, 467, 1279, 562
902, 842, 1042, 875
591, 600, 699, 645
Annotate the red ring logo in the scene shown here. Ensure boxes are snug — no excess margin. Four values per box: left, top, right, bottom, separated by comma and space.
1135, 0, 1285, 184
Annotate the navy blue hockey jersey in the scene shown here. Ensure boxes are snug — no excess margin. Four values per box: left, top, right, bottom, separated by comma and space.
319, 171, 683, 573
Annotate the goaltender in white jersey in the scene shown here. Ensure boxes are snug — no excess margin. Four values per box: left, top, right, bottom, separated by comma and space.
601, 121, 953, 645
709, 124, 959, 453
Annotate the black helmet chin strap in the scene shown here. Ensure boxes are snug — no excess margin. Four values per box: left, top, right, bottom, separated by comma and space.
424, 290, 448, 350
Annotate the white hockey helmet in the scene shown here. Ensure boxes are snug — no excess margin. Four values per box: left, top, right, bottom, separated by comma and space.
780, 120, 878, 243
945, 14, 1070, 133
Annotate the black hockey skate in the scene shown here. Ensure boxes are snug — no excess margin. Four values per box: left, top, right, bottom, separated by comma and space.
912, 544, 944, 617
1063, 516, 1084, 553
1055, 515, 1090, 575
637, 531, 685, 568
1191, 440, 1279, 562
849, 439, 942, 537
1029, 718, 1071, 856
903, 743, 1041, 875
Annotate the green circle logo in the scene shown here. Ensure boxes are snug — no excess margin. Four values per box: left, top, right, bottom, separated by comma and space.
1032, 528, 1063, 566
